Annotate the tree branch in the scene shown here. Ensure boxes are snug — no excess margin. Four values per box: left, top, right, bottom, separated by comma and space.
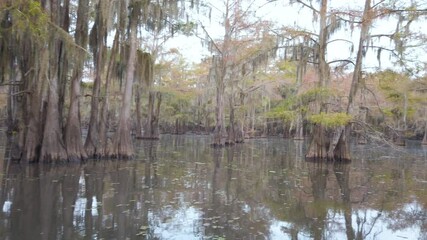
295, 0, 319, 14
199, 23, 222, 55
328, 59, 355, 66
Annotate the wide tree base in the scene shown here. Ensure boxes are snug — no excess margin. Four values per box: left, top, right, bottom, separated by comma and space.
305, 125, 351, 162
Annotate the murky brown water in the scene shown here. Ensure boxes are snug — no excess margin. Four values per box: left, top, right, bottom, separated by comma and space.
0, 134, 426, 240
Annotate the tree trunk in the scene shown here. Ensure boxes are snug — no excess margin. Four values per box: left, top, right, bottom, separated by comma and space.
142, 91, 161, 139
294, 112, 304, 140
20, 50, 44, 162
65, 0, 89, 162
305, 0, 330, 160
226, 95, 235, 145
335, 0, 371, 160
84, 55, 102, 157
99, 30, 119, 156
135, 85, 143, 138
422, 120, 427, 145
213, 56, 226, 146
357, 106, 368, 144
110, 1, 138, 158
306, 0, 371, 162
305, 125, 329, 161
39, 0, 68, 163
85, 2, 107, 158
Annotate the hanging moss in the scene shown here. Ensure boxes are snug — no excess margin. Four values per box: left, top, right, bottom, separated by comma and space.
4, 1, 48, 42
135, 51, 153, 87
308, 112, 352, 128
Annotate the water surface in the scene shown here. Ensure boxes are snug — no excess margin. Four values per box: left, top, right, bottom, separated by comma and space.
0, 135, 426, 239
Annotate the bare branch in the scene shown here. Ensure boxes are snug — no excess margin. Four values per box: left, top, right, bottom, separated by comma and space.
294, 0, 319, 14
328, 59, 355, 66
199, 23, 222, 55
327, 38, 354, 46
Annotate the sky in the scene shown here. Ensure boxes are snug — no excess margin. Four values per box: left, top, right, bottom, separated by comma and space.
164, 0, 427, 76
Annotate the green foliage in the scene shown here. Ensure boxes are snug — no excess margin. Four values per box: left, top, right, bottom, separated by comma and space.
266, 87, 332, 123
160, 88, 197, 125
308, 112, 352, 128
276, 60, 297, 78
298, 87, 332, 103
266, 108, 296, 122
9, 1, 49, 41
81, 81, 94, 89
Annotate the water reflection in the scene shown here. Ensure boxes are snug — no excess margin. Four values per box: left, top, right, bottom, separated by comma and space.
0, 135, 426, 239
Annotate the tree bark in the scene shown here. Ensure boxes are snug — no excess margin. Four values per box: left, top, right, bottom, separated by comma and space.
142, 91, 161, 139
57, 0, 71, 131
21, 47, 47, 163
306, 0, 371, 162
110, 1, 138, 158
40, 0, 68, 163
422, 120, 427, 145
85, 2, 106, 158
334, 0, 371, 161
99, 29, 120, 155
305, 0, 330, 160
65, 0, 89, 162
357, 106, 368, 144
213, 56, 227, 146
135, 84, 143, 138
294, 112, 304, 140
226, 95, 236, 145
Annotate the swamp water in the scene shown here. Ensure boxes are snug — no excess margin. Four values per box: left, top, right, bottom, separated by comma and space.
0, 134, 426, 240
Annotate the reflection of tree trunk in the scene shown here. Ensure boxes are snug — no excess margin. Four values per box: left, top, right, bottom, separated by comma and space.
307, 163, 328, 240
84, 162, 105, 238
204, 148, 222, 237
84, 169, 94, 238
11, 166, 41, 240
143, 141, 158, 188
109, 163, 132, 239
334, 163, 355, 240
225, 147, 234, 203
62, 166, 82, 240
40, 166, 60, 239
212, 149, 221, 204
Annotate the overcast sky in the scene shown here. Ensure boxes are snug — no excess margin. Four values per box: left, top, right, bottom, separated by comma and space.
164, 0, 427, 75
